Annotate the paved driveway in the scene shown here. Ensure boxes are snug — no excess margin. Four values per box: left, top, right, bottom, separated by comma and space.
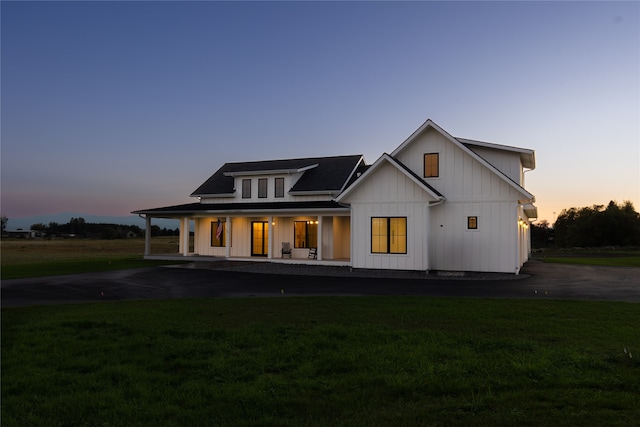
1, 260, 638, 307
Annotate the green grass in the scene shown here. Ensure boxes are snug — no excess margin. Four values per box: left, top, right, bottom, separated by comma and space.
1, 237, 184, 279
1, 257, 184, 279
3, 297, 639, 426
542, 256, 640, 267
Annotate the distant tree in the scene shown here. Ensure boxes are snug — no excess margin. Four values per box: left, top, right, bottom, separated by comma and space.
531, 220, 554, 248
31, 223, 48, 233
554, 200, 640, 247
48, 222, 60, 235
1, 215, 7, 233
69, 217, 86, 235
150, 225, 162, 237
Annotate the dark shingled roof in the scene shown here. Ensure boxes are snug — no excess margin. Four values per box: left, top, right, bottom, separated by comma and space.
191, 155, 363, 196
132, 201, 349, 216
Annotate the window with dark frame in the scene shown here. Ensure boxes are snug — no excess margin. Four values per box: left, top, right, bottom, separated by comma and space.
275, 177, 285, 198
242, 179, 251, 199
211, 220, 226, 247
467, 216, 478, 230
258, 178, 268, 198
424, 153, 439, 178
371, 217, 407, 254
294, 220, 318, 248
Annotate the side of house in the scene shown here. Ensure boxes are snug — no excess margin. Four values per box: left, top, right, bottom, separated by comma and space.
133, 119, 537, 274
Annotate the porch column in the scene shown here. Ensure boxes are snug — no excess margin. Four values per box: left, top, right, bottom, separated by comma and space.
225, 216, 231, 258
181, 217, 190, 256
144, 216, 151, 256
267, 216, 273, 259
317, 216, 323, 260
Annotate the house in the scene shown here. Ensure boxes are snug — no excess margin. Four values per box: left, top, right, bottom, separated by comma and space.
5, 228, 38, 238
133, 119, 537, 274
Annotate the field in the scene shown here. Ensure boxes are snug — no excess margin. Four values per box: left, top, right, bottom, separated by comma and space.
1, 237, 181, 279
534, 249, 640, 268
3, 240, 639, 425
3, 297, 639, 426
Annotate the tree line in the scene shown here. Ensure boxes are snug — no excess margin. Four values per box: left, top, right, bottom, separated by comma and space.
24, 217, 179, 239
531, 200, 640, 248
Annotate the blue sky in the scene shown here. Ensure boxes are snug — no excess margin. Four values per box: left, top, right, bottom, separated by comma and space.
2, 1, 638, 224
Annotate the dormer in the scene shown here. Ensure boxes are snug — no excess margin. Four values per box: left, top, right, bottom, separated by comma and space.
191, 155, 365, 203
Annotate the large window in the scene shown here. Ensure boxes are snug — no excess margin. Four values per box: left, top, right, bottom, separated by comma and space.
424, 153, 439, 178
294, 220, 318, 248
371, 217, 407, 254
242, 179, 251, 198
258, 178, 268, 198
275, 177, 285, 198
211, 220, 226, 247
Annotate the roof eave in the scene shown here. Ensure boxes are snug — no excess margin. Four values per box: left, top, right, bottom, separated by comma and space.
191, 193, 235, 198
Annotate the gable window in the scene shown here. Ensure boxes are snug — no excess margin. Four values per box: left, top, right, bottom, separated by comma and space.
211, 220, 226, 247
258, 178, 268, 198
424, 153, 439, 178
467, 216, 478, 230
275, 177, 285, 198
294, 220, 318, 248
242, 179, 251, 199
371, 217, 407, 254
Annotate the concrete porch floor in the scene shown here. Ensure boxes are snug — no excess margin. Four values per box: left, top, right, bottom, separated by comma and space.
144, 254, 351, 267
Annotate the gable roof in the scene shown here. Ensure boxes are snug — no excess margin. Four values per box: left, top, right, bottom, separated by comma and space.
336, 153, 444, 203
191, 155, 364, 197
391, 119, 535, 201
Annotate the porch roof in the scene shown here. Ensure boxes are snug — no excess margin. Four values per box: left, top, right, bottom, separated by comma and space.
132, 200, 350, 218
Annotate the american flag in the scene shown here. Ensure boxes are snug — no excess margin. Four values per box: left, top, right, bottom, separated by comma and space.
216, 220, 223, 240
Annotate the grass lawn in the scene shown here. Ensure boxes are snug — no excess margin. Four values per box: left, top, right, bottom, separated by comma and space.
3, 297, 639, 426
1, 237, 183, 279
542, 256, 640, 268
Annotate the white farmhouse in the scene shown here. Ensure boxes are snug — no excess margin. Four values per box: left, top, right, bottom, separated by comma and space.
133, 119, 536, 274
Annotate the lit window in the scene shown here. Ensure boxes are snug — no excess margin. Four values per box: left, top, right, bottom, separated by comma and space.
242, 179, 251, 199
275, 177, 284, 198
371, 217, 407, 254
294, 220, 318, 248
424, 153, 439, 178
211, 220, 226, 247
467, 216, 478, 230
258, 178, 268, 198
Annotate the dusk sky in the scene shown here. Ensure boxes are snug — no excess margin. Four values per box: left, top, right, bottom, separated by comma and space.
2, 1, 638, 224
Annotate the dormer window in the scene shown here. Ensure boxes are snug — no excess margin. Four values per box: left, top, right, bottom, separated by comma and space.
275, 177, 284, 198
258, 178, 268, 198
242, 179, 251, 198
424, 153, 439, 178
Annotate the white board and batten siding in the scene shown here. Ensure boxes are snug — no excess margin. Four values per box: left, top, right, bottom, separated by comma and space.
343, 160, 438, 271
392, 127, 528, 273
193, 215, 347, 260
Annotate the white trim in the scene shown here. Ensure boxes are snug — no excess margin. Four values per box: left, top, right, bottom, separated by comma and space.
337, 155, 366, 194
336, 153, 444, 203
390, 119, 535, 200
458, 138, 535, 169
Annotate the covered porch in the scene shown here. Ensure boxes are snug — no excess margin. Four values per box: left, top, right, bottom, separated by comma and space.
135, 201, 352, 265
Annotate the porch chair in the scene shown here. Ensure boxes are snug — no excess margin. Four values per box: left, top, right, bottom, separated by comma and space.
281, 242, 292, 258
308, 247, 317, 259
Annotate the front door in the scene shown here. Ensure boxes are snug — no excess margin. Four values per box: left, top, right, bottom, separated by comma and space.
251, 221, 268, 256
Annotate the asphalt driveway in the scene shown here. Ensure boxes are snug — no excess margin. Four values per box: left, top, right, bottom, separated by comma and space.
2, 260, 639, 307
